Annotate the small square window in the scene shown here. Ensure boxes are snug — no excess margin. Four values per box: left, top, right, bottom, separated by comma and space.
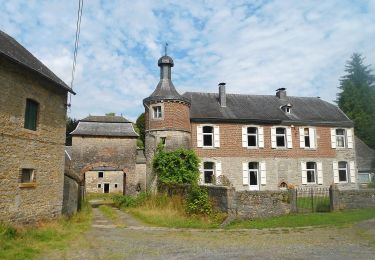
98, 172, 104, 178
160, 137, 166, 145
153, 106, 162, 118
20, 169, 35, 183
98, 183, 102, 188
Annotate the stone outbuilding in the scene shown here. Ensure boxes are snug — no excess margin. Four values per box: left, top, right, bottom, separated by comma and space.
70, 115, 146, 195
0, 30, 74, 223
355, 136, 375, 184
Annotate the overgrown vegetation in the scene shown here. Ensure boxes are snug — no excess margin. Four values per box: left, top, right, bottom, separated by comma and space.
98, 205, 125, 227
368, 181, 375, 188
227, 208, 375, 229
0, 200, 92, 259
186, 185, 212, 215
135, 113, 145, 148
86, 192, 115, 201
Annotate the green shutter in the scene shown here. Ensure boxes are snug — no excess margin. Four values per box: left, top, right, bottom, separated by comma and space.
24, 99, 38, 130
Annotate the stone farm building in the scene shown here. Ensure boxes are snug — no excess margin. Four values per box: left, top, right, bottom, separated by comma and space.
144, 54, 359, 191
69, 115, 146, 195
0, 30, 74, 223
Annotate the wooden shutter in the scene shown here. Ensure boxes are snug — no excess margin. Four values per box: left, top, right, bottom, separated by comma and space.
197, 126, 203, 147
287, 127, 293, 148
309, 128, 316, 149
258, 127, 264, 148
271, 127, 276, 148
317, 162, 323, 185
349, 161, 356, 183
260, 161, 266, 185
347, 128, 353, 149
301, 162, 307, 185
333, 161, 339, 183
242, 126, 247, 147
242, 162, 248, 185
24, 99, 38, 130
299, 127, 305, 148
331, 128, 336, 149
214, 126, 220, 148
215, 161, 222, 185
199, 162, 203, 184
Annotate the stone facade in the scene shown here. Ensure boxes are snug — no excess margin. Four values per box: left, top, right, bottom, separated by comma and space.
71, 136, 141, 195
0, 56, 68, 224
62, 175, 80, 216
331, 188, 375, 210
85, 170, 124, 194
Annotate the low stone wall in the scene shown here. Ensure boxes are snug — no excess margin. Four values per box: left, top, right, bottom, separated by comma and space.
331, 188, 375, 210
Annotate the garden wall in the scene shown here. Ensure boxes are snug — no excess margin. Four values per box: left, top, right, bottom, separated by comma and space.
331, 188, 375, 210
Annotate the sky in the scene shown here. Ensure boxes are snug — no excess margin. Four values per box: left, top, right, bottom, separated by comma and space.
1, 0, 375, 121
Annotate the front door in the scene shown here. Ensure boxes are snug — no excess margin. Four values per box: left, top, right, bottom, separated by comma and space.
104, 183, 110, 193
249, 170, 259, 191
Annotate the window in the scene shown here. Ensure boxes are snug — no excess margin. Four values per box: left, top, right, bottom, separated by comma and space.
247, 127, 257, 147
304, 128, 310, 148
20, 169, 35, 183
281, 104, 292, 113
114, 184, 118, 188
24, 99, 38, 130
160, 137, 166, 145
336, 129, 346, 148
98, 172, 104, 178
97, 183, 102, 188
306, 162, 316, 183
276, 127, 286, 147
153, 106, 162, 118
248, 162, 259, 187
338, 161, 348, 182
203, 126, 213, 147
203, 162, 214, 184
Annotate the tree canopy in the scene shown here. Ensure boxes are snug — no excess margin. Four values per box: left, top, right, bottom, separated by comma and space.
135, 113, 145, 148
337, 53, 375, 149
65, 117, 78, 146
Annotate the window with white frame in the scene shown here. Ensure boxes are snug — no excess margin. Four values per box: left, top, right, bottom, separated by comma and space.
203, 162, 215, 184
300, 127, 316, 149
336, 129, 346, 148
153, 106, 162, 119
276, 127, 286, 147
304, 128, 310, 148
203, 126, 214, 147
338, 161, 348, 182
248, 162, 259, 186
306, 162, 316, 184
247, 127, 257, 147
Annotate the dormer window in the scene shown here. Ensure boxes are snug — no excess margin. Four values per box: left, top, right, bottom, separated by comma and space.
281, 103, 292, 114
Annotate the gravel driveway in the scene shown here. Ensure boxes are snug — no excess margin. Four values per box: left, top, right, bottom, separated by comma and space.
39, 208, 375, 260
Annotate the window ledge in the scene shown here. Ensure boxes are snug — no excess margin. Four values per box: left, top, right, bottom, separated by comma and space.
245, 147, 260, 149
201, 147, 216, 149
21, 128, 40, 135
19, 182, 36, 188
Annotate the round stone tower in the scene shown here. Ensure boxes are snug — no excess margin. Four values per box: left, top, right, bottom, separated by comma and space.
143, 55, 191, 189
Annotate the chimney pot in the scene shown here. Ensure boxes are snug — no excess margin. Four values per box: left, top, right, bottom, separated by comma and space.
276, 88, 287, 99
219, 82, 226, 107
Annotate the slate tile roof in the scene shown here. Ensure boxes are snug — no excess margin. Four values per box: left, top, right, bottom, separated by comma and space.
71, 116, 138, 137
355, 136, 375, 172
0, 30, 74, 94
183, 92, 353, 127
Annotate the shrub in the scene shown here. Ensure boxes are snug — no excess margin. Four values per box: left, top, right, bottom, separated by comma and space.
153, 147, 200, 185
368, 181, 375, 188
186, 185, 212, 216
112, 192, 149, 208
0, 223, 17, 240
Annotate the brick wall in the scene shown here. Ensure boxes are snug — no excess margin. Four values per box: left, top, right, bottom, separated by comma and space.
0, 57, 67, 224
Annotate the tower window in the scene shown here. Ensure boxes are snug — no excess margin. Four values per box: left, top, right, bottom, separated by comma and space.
153, 106, 162, 118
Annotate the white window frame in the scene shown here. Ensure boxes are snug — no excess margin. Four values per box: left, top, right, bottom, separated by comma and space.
203, 161, 215, 184
153, 106, 162, 119
306, 162, 317, 184
248, 162, 259, 191
336, 129, 346, 148
276, 127, 287, 148
300, 127, 316, 149
247, 127, 258, 147
202, 125, 214, 148
338, 161, 348, 183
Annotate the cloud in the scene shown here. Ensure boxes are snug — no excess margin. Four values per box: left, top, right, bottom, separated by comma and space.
1, 0, 374, 121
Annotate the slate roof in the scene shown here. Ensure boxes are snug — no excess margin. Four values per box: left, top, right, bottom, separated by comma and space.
355, 137, 375, 172
183, 92, 353, 127
71, 116, 138, 137
0, 30, 74, 94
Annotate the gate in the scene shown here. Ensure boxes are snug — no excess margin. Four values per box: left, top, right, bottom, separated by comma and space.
295, 187, 330, 213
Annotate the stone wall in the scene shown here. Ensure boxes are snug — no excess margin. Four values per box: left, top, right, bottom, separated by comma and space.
0, 57, 67, 224
331, 188, 375, 210
62, 175, 79, 216
85, 170, 124, 193
71, 136, 139, 194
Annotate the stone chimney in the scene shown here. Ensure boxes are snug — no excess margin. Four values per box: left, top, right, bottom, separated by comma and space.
219, 82, 226, 107
276, 88, 287, 100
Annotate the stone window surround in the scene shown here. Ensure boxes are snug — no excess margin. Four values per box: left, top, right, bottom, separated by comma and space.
19, 168, 36, 188
150, 103, 164, 120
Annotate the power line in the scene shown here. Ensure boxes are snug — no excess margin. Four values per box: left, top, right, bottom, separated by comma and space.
68, 0, 84, 111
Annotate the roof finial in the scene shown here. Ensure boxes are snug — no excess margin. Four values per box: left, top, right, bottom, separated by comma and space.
164, 42, 168, 56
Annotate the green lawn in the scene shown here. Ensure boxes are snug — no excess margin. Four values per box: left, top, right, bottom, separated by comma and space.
297, 197, 330, 212
0, 201, 92, 260
226, 208, 375, 229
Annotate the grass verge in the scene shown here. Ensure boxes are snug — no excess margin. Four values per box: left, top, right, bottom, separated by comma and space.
123, 193, 226, 228
226, 208, 375, 229
98, 205, 125, 227
0, 201, 92, 260
86, 192, 116, 202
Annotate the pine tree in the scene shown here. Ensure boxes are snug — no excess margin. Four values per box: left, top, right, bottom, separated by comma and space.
337, 53, 375, 149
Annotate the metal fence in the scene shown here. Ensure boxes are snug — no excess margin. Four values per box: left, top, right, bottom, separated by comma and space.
295, 187, 331, 213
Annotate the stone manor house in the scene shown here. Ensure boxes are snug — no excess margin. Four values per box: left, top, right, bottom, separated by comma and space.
144, 55, 358, 191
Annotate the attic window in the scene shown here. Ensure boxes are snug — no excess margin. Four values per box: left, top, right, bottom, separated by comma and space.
281, 104, 292, 114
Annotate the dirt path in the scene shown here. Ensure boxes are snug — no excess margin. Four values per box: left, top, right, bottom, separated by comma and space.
39, 208, 375, 259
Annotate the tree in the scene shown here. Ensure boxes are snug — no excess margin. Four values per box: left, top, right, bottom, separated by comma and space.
337, 53, 375, 149
135, 113, 145, 147
105, 112, 116, 116
66, 117, 78, 146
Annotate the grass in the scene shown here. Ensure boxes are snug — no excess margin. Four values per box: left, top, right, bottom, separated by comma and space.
297, 197, 330, 212
0, 200, 92, 260
226, 208, 375, 229
86, 192, 116, 201
124, 193, 226, 229
98, 205, 125, 227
